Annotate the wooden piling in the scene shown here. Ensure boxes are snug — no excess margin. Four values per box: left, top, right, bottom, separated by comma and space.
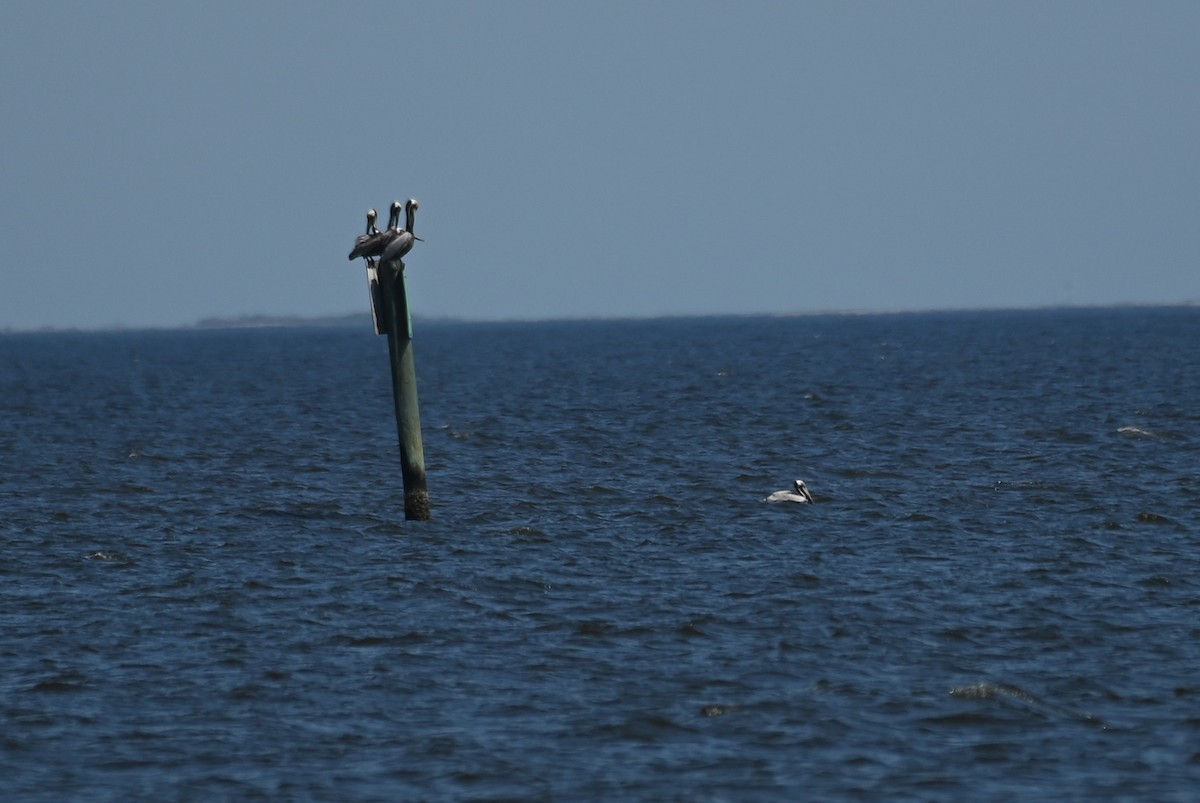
377, 258, 430, 520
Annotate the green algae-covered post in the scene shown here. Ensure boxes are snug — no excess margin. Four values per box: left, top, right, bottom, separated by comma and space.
347, 199, 429, 521
377, 257, 430, 520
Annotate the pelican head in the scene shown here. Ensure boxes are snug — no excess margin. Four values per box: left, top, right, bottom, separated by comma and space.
763, 478, 814, 504
405, 198, 423, 242
792, 480, 814, 504
387, 200, 403, 231
349, 207, 387, 260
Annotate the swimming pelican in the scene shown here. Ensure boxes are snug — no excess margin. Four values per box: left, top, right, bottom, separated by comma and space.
764, 479, 814, 504
348, 201, 402, 261
380, 198, 421, 263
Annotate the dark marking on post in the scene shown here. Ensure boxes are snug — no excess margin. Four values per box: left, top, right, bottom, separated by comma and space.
378, 258, 430, 520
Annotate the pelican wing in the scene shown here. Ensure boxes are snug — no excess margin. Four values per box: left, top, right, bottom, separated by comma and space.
380, 230, 415, 262
349, 232, 388, 260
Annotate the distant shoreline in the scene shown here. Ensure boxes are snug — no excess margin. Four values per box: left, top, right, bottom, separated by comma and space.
3, 302, 1196, 336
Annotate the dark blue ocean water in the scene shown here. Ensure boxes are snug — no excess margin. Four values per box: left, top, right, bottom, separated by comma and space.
2, 308, 1199, 801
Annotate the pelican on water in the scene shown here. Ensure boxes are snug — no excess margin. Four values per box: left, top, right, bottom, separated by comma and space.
380, 198, 421, 263
764, 479, 814, 504
348, 201, 402, 261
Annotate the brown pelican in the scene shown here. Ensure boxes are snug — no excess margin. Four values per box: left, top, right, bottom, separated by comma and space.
764, 480, 814, 504
380, 199, 420, 263
349, 208, 381, 266
348, 201, 402, 261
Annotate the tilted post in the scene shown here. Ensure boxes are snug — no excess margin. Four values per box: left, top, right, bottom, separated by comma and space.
377, 258, 430, 520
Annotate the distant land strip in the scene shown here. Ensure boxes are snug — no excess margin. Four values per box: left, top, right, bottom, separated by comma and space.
3, 303, 1195, 335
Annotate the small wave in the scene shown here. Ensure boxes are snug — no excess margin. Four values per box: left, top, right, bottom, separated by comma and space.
126, 449, 170, 461
992, 480, 1068, 493
1023, 427, 1095, 444
835, 467, 904, 479
333, 632, 430, 648
31, 679, 88, 693
85, 551, 128, 563
1117, 426, 1156, 438
505, 525, 547, 538
949, 682, 1105, 729
950, 682, 1037, 703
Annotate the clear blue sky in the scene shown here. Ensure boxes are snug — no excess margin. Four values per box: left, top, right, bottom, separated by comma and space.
3, 1, 1198, 331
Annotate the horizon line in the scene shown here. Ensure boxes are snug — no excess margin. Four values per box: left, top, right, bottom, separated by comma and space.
2, 300, 1197, 336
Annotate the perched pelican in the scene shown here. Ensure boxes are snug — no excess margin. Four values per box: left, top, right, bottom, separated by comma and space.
380, 198, 421, 263
348, 201, 402, 261
764, 479, 814, 504
349, 208, 381, 266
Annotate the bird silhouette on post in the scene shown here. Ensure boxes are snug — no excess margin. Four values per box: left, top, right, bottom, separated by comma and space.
350, 208, 381, 268
348, 200, 402, 262
380, 199, 420, 265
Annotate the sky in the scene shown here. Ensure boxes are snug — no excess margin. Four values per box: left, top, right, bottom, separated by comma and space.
2, 1, 1198, 331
